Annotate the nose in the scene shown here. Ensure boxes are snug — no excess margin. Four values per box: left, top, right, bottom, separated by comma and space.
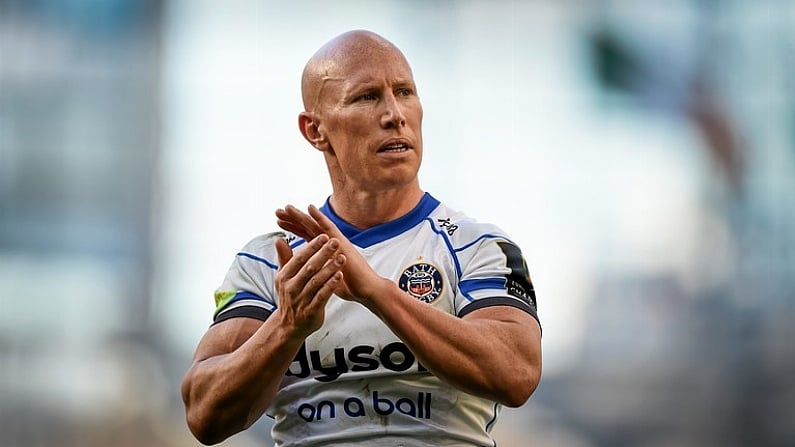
380, 92, 406, 129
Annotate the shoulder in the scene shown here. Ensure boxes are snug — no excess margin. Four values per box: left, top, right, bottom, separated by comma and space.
428, 201, 512, 248
239, 231, 290, 252
233, 231, 295, 270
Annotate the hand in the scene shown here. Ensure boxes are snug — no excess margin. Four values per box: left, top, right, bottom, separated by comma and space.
276, 205, 385, 303
274, 233, 346, 338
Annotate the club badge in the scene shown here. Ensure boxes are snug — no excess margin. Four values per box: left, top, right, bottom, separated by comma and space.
398, 262, 443, 303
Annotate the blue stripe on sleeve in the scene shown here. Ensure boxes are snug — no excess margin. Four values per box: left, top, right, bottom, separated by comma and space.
237, 252, 278, 270
231, 290, 271, 304
459, 278, 507, 295
454, 234, 516, 253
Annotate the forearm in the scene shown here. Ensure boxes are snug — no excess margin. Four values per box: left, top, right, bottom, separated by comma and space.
184, 234, 344, 444
363, 278, 542, 407
182, 315, 304, 445
273, 204, 542, 404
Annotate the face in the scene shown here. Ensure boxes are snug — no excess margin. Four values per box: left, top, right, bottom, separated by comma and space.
308, 44, 423, 194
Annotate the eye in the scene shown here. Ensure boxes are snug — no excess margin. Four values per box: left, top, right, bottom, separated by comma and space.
396, 88, 413, 97
356, 92, 378, 102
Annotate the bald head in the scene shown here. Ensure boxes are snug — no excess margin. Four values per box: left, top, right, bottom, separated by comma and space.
301, 30, 413, 112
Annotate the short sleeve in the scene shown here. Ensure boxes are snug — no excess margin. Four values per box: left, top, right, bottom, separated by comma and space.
454, 231, 539, 325
212, 232, 284, 325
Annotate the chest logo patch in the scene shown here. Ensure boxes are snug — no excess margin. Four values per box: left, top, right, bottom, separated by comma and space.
398, 262, 443, 303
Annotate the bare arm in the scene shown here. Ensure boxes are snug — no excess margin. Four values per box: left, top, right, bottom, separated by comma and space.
181, 234, 346, 445
181, 316, 304, 445
276, 205, 542, 407
361, 278, 541, 406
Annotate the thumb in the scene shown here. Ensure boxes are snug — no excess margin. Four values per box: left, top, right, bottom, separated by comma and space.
308, 205, 341, 236
275, 237, 293, 269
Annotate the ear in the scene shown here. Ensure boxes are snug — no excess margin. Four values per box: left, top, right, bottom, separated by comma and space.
298, 112, 329, 151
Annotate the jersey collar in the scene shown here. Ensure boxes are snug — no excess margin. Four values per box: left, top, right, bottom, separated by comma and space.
320, 192, 440, 248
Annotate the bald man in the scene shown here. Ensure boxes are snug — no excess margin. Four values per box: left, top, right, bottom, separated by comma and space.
182, 30, 542, 447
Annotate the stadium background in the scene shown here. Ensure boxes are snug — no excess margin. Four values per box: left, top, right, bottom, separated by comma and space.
1, 0, 793, 446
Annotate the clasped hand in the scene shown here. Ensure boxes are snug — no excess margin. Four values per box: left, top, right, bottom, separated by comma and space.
274, 205, 385, 334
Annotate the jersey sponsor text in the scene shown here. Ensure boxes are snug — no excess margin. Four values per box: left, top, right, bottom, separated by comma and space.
287, 341, 428, 382
297, 390, 432, 422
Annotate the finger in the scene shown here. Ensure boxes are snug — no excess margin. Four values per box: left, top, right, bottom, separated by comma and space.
300, 253, 346, 299
276, 219, 305, 238
276, 208, 305, 237
285, 205, 323, 238
309, 271, 344, 308
276, 207, 317, 241
307, 206, 354, 259
278, 233, 328, 280
275, 207, 297, 226
292, 237, 341, 288
308, 204, 342, 237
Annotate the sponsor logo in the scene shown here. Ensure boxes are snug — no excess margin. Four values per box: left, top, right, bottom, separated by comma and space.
286, 342, 427, 382
436, 217, 459, 236
297, 391, 432, 422
497, 241, 537, 310
398, 262, 443, 303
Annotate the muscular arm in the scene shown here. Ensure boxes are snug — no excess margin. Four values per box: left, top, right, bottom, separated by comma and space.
181, 234, 346, 445
359, 277, 540, 407
276, 205, 542, 407
181, 316, 304, 445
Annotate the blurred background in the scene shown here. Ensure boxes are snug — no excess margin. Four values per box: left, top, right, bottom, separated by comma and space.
1, 0, 794, 446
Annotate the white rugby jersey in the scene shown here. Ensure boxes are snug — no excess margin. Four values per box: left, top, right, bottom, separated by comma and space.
213, 193, 539, 447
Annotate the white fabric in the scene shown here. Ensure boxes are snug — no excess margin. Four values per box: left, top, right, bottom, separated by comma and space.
214, 193, 537, 446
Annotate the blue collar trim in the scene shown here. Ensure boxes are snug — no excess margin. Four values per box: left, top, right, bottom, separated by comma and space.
320, 193, 440, 248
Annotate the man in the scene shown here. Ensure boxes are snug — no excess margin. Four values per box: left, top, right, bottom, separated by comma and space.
181, 30, 542, 446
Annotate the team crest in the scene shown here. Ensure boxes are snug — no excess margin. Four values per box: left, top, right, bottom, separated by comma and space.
398, 262, 443, 303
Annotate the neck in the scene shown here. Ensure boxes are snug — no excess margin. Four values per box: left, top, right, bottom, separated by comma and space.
329, 183, 425, 229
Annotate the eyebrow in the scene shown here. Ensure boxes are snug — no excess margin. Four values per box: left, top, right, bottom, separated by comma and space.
344, 78, 415, 96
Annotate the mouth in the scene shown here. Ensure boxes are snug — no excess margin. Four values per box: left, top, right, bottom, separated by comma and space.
377, 140, 412, 154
